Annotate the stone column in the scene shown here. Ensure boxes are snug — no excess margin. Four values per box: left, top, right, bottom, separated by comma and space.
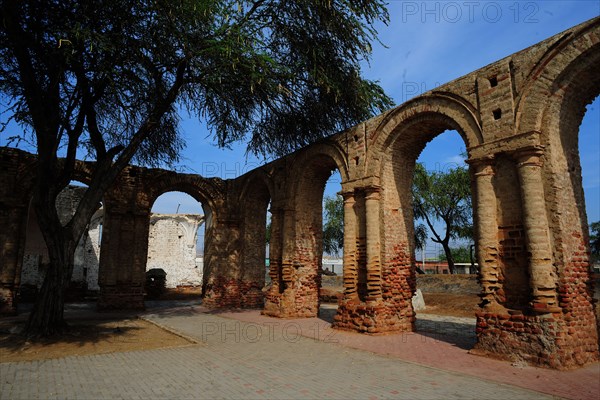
515, 148, 560, 313
469, 157, 504, 311
97, 210, 149, 310
280, 208, 296, 288
364, 186, 382, 301
267, 207, 283, 292
341, 191, 358, 299
263, 207, 298, 317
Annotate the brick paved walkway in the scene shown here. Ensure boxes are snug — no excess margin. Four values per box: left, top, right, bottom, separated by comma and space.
1, 304, 598, 399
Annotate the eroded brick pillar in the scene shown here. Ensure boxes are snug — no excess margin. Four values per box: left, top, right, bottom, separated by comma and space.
97, 210, 148, 310
473, 147, 598, 369
264, 207, 284, 313
263, 208, 303, 317
334, 186, 412, 334
470, 157, 505, 312
341, 191, 358, 299
203, 218, 264, 309
365, 187, 382, 301
515, 149, 560, 313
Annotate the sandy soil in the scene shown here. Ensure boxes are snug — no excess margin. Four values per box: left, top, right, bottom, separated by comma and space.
0, 318, 193, 363
419, 292, 480, 318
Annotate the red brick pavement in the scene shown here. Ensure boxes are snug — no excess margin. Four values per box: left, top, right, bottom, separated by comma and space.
217, 309, 600, 400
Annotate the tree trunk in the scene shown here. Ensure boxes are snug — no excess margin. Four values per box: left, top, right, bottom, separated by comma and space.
469, 244, 477, 274
441, 241, 455, 274
25, 233, 77, 337
23, 177, 81, 337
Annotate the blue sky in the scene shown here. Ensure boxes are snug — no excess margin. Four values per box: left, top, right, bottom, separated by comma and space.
1, 1, 598, 253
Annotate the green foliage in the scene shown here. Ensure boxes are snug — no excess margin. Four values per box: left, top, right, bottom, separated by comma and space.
590, 221, 600, 262
414, 223, 428, 250
413, 161, 473, 273
323, 194, 344, 256
1, 0, 393, 162
412, 163, 472, 238
438, 246, 472, 263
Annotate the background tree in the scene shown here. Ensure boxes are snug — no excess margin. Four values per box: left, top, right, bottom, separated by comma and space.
438, 246, 472, 264
590, 221, 600, 263
414, 223, 428, 252
266, 222, 271, 245
0, 0, 392, 336
413, 223, 428, 274
412, 162, 473, 274
323, 194, 344, 256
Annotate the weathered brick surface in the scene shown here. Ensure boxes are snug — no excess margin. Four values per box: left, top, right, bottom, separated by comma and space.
1, 17, 599, 369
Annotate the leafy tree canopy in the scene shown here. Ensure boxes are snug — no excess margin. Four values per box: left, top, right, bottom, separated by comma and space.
1, 0, 393, 163
413, 162, 473, 273
438, 245, 471, 264
590, 221, 600, 262
323, 194, 344, 256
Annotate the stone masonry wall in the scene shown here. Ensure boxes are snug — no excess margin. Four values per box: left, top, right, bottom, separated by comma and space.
147, 213, 204, 288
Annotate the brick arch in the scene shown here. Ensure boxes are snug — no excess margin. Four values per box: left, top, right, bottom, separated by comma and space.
515, 17, 600, 134
287, 142, 349, 200
259, 142, 348, 318
145, 173, 225, 218
519, 18, 600, 355
367, 93, 482, 177
238, 168, 274, 203
71, 161, 95, 186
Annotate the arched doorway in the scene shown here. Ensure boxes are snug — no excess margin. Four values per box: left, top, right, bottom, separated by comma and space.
146, 191, 206, 300
264, 147, 347, 318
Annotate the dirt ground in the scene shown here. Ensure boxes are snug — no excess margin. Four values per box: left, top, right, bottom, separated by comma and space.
419, 292, 480, 318
0, 317, 194, 363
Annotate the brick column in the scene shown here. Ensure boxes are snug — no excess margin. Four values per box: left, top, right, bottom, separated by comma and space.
341, 191, 358, 299
266, 207, 283, 293
364, 186, 382, 301
515, 149, 560, 313
280, 208, 296, 290
97, 210, 149, 310
263, 208, 301, 317
469, 157, 504, 312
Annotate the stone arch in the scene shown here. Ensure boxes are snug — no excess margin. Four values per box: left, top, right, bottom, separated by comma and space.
374, 95, 481, 276
145, 173, 225, 219
333, 94, 482, 334
145, 174, 223, 287
262, 142, 348, 318
287, 142, 350, 199
71, 162, 94, 187
513, 17, 600, 298
367, 93, 482, 177
518, 18, 600, 360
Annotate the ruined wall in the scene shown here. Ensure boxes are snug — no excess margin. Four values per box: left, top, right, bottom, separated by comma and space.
21, 187, 205, 292
20, 186, 101, 290
147, 213, 204, 288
